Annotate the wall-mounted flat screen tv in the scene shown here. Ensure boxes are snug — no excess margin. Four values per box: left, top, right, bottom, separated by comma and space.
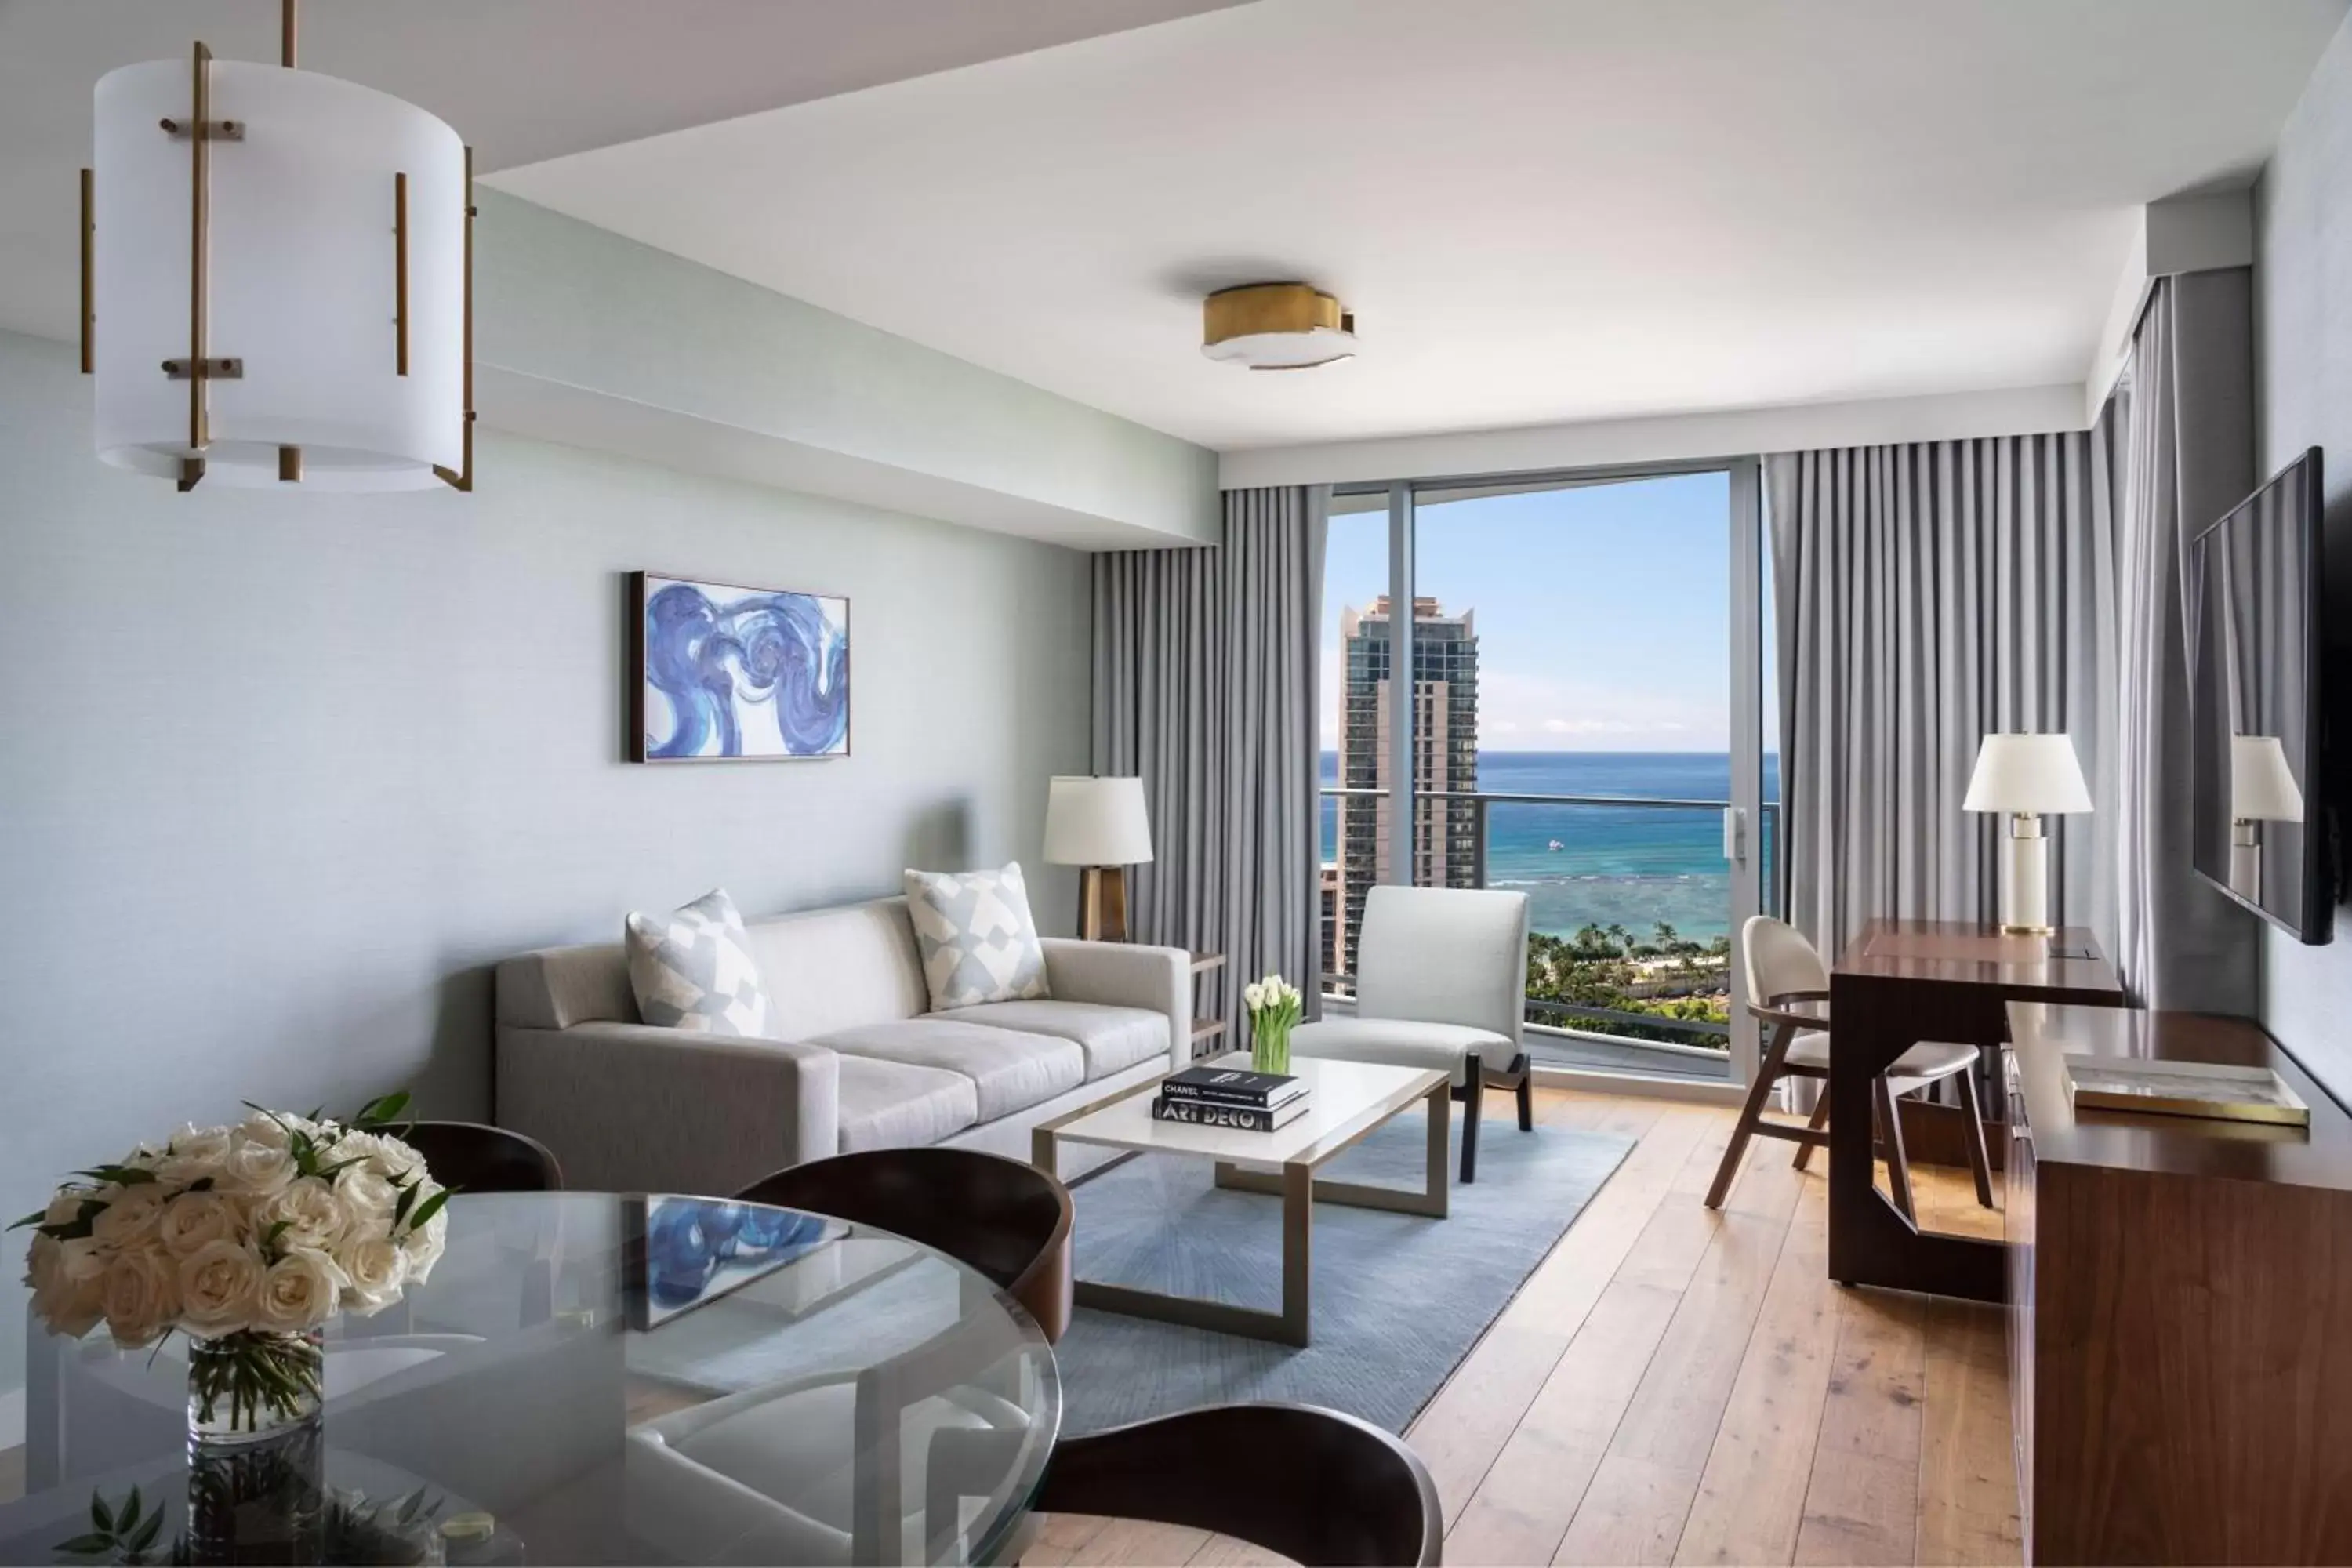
2190, 446, 2330, 943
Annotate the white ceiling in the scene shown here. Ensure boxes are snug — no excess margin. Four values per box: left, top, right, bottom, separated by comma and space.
0, 0, 1244, 341
489, 0, 2347, 451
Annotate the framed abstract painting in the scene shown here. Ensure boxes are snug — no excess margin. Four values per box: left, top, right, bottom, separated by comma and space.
630, 572, 851, 762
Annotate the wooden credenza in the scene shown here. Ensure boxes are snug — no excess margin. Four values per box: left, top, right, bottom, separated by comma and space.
2005, 1004, 2352, 1564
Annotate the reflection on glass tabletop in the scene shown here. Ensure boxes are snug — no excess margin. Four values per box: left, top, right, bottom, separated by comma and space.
3, 1192, 1061, 1566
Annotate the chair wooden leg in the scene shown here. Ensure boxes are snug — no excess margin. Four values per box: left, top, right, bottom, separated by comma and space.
1872, 1076, 1916, 1224
1955, 1065, 1997, 1208
1705, 1024, 1795, 1210
1459, 1058, 1483, 1185
1791, 1084, 1831, 1173
1512, 1054, 1534, 1132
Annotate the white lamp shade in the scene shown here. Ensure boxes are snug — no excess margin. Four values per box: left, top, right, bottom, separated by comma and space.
1044, 776, 1153, 866
1962, 733, 2092, 815
93, 60, 465, 489
2231, 735, 2305, 823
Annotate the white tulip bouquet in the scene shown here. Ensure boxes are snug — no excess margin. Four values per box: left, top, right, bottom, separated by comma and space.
1243, 971, 1304, 1075
13, 1092, 448, 1434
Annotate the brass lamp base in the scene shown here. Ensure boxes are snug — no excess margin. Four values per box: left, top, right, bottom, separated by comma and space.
1999, 922, 2056, 937
1078, 866, 1129, 942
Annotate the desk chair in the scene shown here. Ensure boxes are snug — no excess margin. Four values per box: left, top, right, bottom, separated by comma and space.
1705, 916, 1994, 1218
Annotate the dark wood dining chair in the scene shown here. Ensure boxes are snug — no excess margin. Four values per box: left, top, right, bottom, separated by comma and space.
1705, 916, 1994, 1218
398, 1120, 564, 1192
735, 1147, 1074, 1343
1026, 1402, 1442, 1566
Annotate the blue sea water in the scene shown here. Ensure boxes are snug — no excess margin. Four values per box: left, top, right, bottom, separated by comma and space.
1319, 751, 1780, 942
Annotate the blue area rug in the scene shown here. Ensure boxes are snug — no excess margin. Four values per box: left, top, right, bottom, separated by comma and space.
1055, 1105, 1633, 1435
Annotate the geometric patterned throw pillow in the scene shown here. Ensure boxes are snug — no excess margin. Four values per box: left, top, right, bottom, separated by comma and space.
623, 887, 774, 1037
902, 862, 1053, 1012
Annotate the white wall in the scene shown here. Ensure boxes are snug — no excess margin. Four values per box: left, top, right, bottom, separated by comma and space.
0, 327, 1093, 1400
2256, 6, 2352, 1103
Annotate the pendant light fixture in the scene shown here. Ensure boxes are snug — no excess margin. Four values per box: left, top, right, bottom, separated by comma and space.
81, 0, 474, 492
1201, 282, 1358, 371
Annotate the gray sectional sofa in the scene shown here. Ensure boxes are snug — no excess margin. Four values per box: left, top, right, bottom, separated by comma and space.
494, 896, 1191, 1195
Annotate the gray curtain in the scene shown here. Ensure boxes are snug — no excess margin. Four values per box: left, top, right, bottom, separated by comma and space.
1091, 486, 1325, 1030
2113, 271, 2261, 1011
1767, 430, 2122, 962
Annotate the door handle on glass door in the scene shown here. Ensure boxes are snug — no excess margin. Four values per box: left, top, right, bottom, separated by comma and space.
1722, 807, 1747, 864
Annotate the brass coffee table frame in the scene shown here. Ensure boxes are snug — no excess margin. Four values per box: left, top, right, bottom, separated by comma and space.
1032, 1060, 1450, 1348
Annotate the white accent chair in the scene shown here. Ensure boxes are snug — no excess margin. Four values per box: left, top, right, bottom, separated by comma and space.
1705, 916, 1994, 1217
1289, 884, 1532, 1183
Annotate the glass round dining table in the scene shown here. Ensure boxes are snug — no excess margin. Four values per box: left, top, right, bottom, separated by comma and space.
2, 1192, 1062, 1566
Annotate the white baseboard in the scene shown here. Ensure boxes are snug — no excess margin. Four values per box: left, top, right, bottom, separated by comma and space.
1532, 1063, 1748, 1105
0, 1386, 23, 1452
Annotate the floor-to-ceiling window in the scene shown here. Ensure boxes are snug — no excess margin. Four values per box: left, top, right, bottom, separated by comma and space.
1318, 463, 1772, 1084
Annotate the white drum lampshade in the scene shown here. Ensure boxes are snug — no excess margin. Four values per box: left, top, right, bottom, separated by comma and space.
1963, 732, 2092, 935
1044, 776, 1155, 867
1044, 775, 1152, 943
87, 30, 470, 491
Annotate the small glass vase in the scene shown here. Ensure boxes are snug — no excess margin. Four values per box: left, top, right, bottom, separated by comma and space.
1250, 1018, 1292, 1076
186, 1329, 327, 1566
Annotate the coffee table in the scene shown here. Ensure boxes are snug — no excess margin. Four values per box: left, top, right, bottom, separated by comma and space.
1032, 1053, 1450, 1347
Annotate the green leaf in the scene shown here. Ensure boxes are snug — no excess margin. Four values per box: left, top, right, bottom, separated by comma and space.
392, 1181, 418, 1226
354, 1091, 412, 1128
405, 1186, 455, 1232
8, 1209, 46, 1229
129, 1512, 164, 1552
123, 1486, 143, 1530
92, 1492, 113, 1534
53, 1531, 114, 1555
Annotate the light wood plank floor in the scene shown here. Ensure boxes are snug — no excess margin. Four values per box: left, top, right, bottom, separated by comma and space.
1048, 1087, 2020, 1567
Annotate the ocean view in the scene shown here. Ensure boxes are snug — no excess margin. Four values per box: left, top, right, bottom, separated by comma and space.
1319, 750, 1780, 942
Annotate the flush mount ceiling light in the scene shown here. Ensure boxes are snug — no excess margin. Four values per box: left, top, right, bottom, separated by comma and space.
1200, 282, 1358, 371
81, 0, 474, 492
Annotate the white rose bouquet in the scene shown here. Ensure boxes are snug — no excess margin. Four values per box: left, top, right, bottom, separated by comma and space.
13, 1092, 449, 1435
1243, 971, 1304, 1075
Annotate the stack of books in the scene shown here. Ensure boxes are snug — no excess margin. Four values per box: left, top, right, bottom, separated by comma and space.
1151, 1063, 1309, 1132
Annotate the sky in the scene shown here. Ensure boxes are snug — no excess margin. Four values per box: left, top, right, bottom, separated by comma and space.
1323, 471, 1773, 752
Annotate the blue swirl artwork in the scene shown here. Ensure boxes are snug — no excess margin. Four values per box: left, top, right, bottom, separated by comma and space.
639, 574, 850, 760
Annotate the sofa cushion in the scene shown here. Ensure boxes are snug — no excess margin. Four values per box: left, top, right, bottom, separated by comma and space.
817, 1019, 1085, 1122
902, 864, 1051, 1011
1290, 1017, 1516, 1087
938, 1000, 1169, 1081
624, 888, 775, 1037
742, 899, 931, 1040
833, 1054, 978, 1154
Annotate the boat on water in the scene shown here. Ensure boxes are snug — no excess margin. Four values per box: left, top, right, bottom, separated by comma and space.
1547, 839, 1564, 851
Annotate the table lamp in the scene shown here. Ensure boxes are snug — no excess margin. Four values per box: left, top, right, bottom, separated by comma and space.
1044, 775, 1153, 942
1962, 733, 2092, 935
2229, 735, 2304, 903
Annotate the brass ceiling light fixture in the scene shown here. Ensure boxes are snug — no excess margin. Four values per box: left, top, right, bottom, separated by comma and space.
82, 0, 475, 492
1200, 282, 1358, 371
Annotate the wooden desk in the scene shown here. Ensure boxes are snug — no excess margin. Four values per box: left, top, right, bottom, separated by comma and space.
2006, 1004, 2352, 1563
1827, 919, 2123, 1301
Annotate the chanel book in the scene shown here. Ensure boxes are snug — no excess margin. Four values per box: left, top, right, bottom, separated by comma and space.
1160, 1064, 1302, 1109
1152, 1094, 1309, 1133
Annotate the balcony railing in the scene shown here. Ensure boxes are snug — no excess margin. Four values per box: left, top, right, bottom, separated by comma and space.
1319, 786, 1780, 1058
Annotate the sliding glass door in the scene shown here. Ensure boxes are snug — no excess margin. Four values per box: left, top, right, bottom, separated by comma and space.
1318, 462, 1769, 1085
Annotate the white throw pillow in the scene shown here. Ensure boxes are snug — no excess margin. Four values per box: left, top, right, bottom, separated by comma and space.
902, 863, 1052, 1011
624, 887, 775, 1037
